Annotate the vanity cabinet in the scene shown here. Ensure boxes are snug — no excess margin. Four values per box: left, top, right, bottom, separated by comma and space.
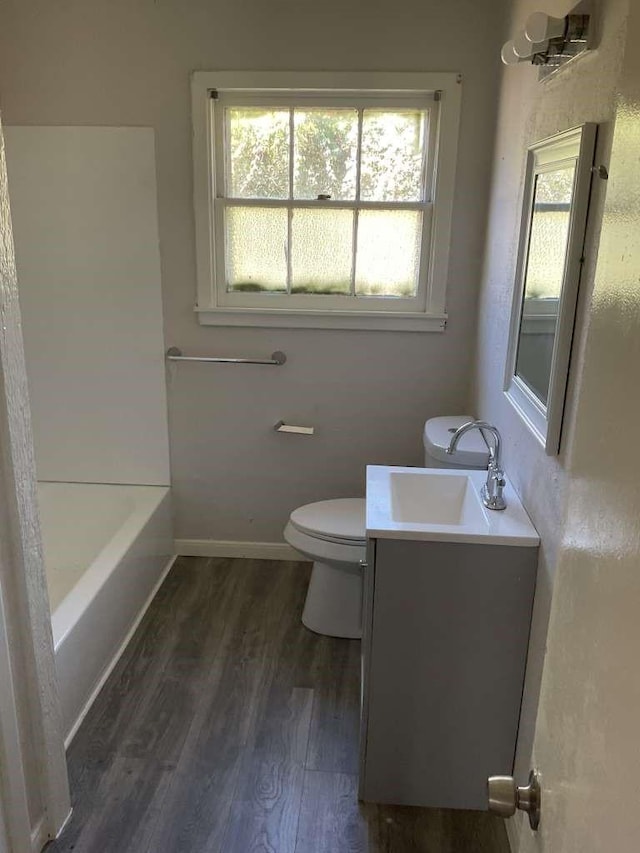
359, 536, 537, 810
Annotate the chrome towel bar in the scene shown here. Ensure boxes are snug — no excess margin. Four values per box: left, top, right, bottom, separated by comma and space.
166, 347, 286, 366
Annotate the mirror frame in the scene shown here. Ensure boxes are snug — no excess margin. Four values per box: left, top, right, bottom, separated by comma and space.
504, 123, 597, 455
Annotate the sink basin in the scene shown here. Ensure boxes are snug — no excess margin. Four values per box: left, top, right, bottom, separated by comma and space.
367, 466, 539, 546
389, 471, 488, 526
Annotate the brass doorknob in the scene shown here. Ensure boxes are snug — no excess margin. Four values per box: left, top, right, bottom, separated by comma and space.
487, 769, 541, 830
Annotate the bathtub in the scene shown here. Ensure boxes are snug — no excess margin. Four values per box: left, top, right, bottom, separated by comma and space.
37, 482, 175, 745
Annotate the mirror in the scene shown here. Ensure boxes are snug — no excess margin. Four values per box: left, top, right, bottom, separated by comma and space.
515, 166, 575, 404
505, 124, 597, 454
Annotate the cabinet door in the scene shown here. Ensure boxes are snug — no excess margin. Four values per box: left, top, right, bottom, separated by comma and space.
360, 538, 536, 809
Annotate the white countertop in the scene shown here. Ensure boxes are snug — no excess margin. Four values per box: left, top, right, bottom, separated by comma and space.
366, 465, 540, 547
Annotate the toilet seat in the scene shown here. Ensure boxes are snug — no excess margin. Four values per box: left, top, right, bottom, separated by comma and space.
288, 498, 365, 546
284, 498, 367, 568
285, 522, 366, 568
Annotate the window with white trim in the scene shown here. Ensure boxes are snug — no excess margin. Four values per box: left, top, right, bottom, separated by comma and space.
192, 72, 461, 331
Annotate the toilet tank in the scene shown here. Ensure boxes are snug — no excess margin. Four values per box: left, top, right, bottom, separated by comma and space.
423, 415, 490, 470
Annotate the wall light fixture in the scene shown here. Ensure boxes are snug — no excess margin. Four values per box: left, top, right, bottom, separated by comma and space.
501, 5, 592, 77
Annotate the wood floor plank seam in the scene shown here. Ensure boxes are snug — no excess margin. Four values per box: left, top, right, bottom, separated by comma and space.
221, 686, 314, 853
140, 561, 281, 852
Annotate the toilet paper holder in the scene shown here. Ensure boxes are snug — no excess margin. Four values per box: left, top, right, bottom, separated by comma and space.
274, 421, 315, 435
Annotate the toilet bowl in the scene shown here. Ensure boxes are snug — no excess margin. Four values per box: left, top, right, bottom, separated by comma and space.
284, 415, 490, 639
285, 498, 365, 639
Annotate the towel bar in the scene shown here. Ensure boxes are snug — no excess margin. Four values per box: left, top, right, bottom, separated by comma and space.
166, 347, 286, 366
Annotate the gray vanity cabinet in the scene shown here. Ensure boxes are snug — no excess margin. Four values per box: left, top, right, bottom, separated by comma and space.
359, 537, 537, 810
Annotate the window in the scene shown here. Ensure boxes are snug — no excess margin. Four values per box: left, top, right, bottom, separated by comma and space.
192, 72, 461, 331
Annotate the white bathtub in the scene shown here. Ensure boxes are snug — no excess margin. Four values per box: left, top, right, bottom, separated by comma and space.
37, 482, 174, 745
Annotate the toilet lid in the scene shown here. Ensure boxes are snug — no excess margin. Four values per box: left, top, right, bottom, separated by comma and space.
289, 498, 366, 544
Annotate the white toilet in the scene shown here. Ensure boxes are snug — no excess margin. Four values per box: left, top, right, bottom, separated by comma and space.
284, 415, 490, 639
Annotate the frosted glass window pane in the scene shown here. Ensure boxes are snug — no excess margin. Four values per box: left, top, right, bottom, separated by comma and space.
522, 168, 574, 300
355, 210, 421, 297
226, 207, 287, 292
227, 108, 289, 199
294, 110, 358, 200
291, 209, 353, 294
360, 110, 427, 202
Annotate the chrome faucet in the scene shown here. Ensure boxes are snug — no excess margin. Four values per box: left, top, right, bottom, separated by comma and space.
446, 420, 507, 510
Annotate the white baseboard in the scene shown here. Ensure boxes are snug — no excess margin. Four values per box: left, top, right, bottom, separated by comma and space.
174, 539, 302, 561
64, 554, 177, 749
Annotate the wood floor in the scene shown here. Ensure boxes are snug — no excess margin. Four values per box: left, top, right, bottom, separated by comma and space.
47, 557, 510, 853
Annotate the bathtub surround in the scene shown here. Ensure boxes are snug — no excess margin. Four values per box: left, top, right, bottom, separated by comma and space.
0, 0, 507, 544
4, 126, 170, 487
473, 0, 636, 848
3, 126, 174, 756
2, 124, 177, 752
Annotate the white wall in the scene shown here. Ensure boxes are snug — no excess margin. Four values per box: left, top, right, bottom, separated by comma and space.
4, 126, 170, 487
472, 0, 630, 842
519, 12, 640, 846
0, 0, 507, 542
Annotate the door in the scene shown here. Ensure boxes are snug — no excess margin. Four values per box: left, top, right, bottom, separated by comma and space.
514, 15, 640, 852
0, 581, 31, 853
0, 113, 71, 848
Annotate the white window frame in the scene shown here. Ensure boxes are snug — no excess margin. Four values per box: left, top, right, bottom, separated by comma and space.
191, 71, 462, 331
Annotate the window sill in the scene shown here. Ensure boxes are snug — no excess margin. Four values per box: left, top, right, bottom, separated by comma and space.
504, 382, 546, 449
195, 307, 447, 332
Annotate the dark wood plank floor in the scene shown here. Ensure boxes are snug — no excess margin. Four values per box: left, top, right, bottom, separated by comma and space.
47, 557, 510, 853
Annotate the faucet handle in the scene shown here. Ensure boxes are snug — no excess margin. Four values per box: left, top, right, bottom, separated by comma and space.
491, 465, 506, 485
